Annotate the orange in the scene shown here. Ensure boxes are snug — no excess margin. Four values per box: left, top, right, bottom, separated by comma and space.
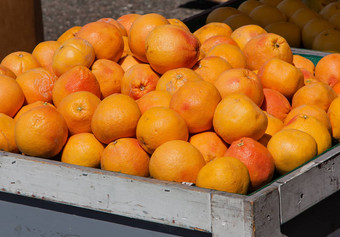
267, 128, 318, 175
16, 67, 57, 104
0, 75, 24, 117
329, 13, 340, 30
169, 80, 222, 134
51, 37, 96, 77
200, 35, 239, 58
52, 66, 101, 107
167, 18, 190, 31
206, 6, 240, 23
145, 24, 200, 74
258, 111, 284, 146
1, 51, 40, 77
206, 43, 246, 69
196, 156, 250, 194
91, 93, 141, 144
32, 41, 61, 68
284, 114, 332, 155
223, 13, 260, 31
149, 140, 205, 183
156, 68, 203, 95
258, 58, 304, 99
0, 65, 16, 79
284, 104, 332, 132
213, 93, 268, 144
96, 17, 127, 36
225, 137, 275, 191
121, 63, 160, 100
289, 7, 321, 29
315, 53, 340, 87
136, 107, 188, 154
302, 18, 335, 49
259, 0, 283, 6
121, 36, 131, 58
128, 13, 169, 62
333, 82, 340, 94
57, 91, 101, 135
193, 22, 233, 44
61, 133, 104, 168
291, 82, 337, 111
230, 24, 267, 50
14, 106, 68, 158
249, 4, 287, 27
301, 68, 318, 85
192, 56, 232, 84
118, 55, 143, 72
136, 90, 172, 114
293, 54, 315, 74
319, 2, 340, 19
264, 22, 301, 48
238, 0, 263, 15
276, 0, 307, 18
117, 13, 141, 34
76, 21, 124, 62
57, 26, 82, 43
312, 29, 340, 53
303, 0, 337, 13
0, 113, 19, 153
101, 138, 150, 177
214, 68, 264, 106
243, 33, 293, 71
189, 131, 228, 163
261, 88, 291, 121
91, 59, 124, 98
14, 101, 55, 121
328, 97, 340, 139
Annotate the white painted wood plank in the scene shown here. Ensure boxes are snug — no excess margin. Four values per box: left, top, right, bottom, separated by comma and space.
277, 145, 340, 223
0, 151, 212, 232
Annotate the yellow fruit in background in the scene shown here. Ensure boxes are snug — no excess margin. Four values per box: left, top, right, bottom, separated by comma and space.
265, 21, 301, 48
277, 0, 308, 18
238, 0, 264, 15
329, 13, 340, 30
319, 2, 340, 19
196, 156, 250, 194
302, 0, 337, 13
267, 128, 318, 175
302, 18, 335, 49
289, 7, 321, 29
249, 4, 288, 27
312, 28, 340, 52
206, 6, 241, 23
259, 0, 283, 6
223, 13, 260, 31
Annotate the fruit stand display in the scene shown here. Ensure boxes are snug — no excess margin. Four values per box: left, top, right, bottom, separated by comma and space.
1, 0, 340, 236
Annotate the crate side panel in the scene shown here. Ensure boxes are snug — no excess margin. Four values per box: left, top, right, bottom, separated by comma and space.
0, 152, 212, 232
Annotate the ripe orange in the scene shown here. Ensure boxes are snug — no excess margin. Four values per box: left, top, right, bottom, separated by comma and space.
1, 51, 41, 77
61, 133, 104, 168
101, 138, 150, 177
189, 131, 228, 163
145, 24, 200, 74
258, 58, 304, 99
193, 22, 233, 44
16, 67, 57, 104
301, 68, 318, 85
170, 80, 221, 134
91, 59, 125, 98
230, 24, 267, 51
214, 68, 264, 106
0, 113, 19, 153
258, 111, 284, 147
261, 88, 291, 121
196, 156, 250, 194
118, 55, 143, 72
206, 6, 240, 23
14, 106, 68, 158
315, 53, 340, 87
213, 93, 268, 144
167, 18, 190, 31
128, 13, 169, 62
249, 4, 287, 27
243, 33, 293, 71
206, 43, 246, 69
238, 0, 263, 15
192, 56, 232, 84
0, 64, 16, 79
97, 17, 127, 36
293, 54, 315, 74
156, 68, 203, 95
32, 41, 61, 68
0, 75, 24, 117
223, 13, 260, 31
76, 21, 124, 62
200, 35, 239, 58
91, 93, 141, 144
136, 107, 188, 154
225, 137, 275, 191
264, 21, 301, 48
51, 37, 96, 77
327, 97, 340, 139
117, 13, 141, 34
14, 101, 55, 121
57, 91, 101, 135
149, 140, 205, 183
267, 128, 318, 175
57, 26, 82, 43
121, 63, 160, 100
136, 90, 172, 114
52, 66, 101, 107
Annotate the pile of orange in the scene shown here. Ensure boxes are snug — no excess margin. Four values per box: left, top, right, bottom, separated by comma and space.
0, 11, 340, 195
